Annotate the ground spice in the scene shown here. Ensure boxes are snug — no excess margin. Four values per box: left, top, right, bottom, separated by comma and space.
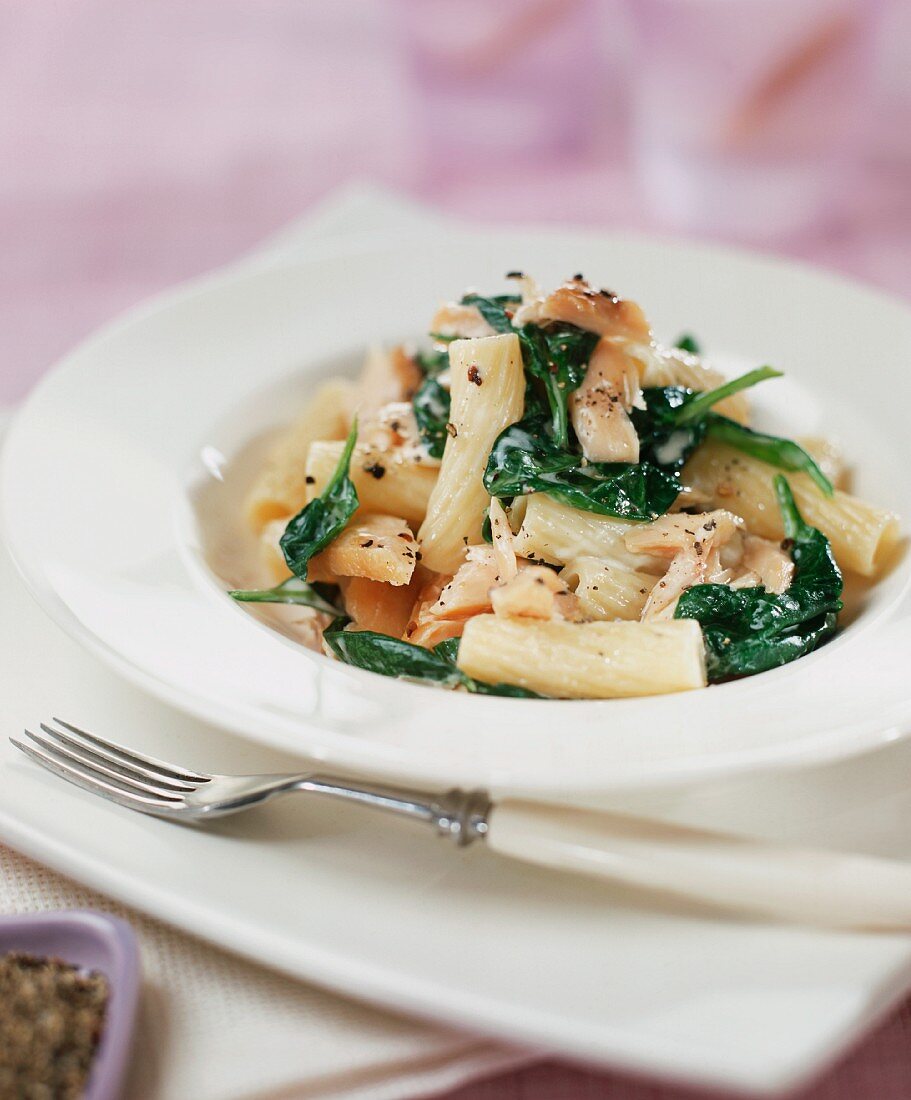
0, 951, 109, 1099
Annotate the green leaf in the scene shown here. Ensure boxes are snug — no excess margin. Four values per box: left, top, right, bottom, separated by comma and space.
632, 388, 708, 474
431, 637, 462, 665
631, 367, 780, 477
280, 419, 359, 579
674, 476, 843, 680
484, 414, 680, 521
323, 622, 542, 696
460, 293, 516, 333
229, 577, 343, 614
325, 623, 463, 685
517, 323, 599, 448
673, 366, 781, 425
675, 333, 701, 355
413, 375, 450, 459
705, 416, 834, 496
632, 368, 833, 497
461, 676, 543, 698
414, 346, 449, 375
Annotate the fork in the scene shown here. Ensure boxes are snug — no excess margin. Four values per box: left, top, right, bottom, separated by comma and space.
12, 719, 911, 930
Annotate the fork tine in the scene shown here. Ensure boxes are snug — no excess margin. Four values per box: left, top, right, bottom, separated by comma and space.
32, 725, 197, 798
10, 739, 182, 815
22, 730, 185, 805
51, 717, 210, 783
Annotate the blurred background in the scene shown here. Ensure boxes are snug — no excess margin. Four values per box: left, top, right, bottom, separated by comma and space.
2, 0, 910, 404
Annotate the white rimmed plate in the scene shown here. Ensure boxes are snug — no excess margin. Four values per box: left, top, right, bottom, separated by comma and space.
2, 228, 910, 795
3, 501, 911, 1098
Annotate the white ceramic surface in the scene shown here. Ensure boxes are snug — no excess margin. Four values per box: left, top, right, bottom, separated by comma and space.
2, 228, 910, 795
4, 522, 911, 1097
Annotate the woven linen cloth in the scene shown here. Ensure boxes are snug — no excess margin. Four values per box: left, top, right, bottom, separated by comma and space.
0, 847, 524, 1100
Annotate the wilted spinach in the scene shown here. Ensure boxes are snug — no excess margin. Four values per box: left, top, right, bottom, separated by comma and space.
414, 346, 449, 375
484, 413, 680, 521
459, 293, 517, 332
413, 375, 450, 459
516, 322, 599, 448
412, 341, 453, 458
323, 621, 542, 696
279, 419, 359, 579
674, 333, 701, 355
634, 366, 834, 496
674, 476, 843, 680
229, 576, 343, 614
704, 417, 834, 495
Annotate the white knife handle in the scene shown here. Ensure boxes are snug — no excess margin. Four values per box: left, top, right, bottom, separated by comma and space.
487, 800, 911, 929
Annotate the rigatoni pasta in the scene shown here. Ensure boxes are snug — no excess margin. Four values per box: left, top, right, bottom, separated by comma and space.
245, 379, 356, 530
417, 333, 525, 573
306, 440, 437, 527
228, 273, 901, 700
512, 493, 660, 573
683, 440, 899, 577
457, 616, 707, 698
560, 557, 656, 621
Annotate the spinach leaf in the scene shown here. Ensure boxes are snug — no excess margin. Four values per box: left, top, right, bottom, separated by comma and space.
634, 366, 781, 464
673, 366, 781, 425
324, 620, 463, 685
323, 621, 542, 696
674, 476, 843, 680
229, 576, 343, 614
460, 293, 517, 333
461, 293, 599, 448
413, 375, 450, 459
280, 419, 359, 579
633, 366, 833, 496
484, 414, 680, 521
705, 417, 834, 496
674, 333, 701, 355
518, 323, 600, 448
414, 346, 449, 375
633, 387, 708, 474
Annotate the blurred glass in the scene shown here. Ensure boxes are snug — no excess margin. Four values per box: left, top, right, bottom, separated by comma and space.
394, 0, 600, 181
627, 0, 881, 239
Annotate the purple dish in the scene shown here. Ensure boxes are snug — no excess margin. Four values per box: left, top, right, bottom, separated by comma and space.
0, 910, 141, 1100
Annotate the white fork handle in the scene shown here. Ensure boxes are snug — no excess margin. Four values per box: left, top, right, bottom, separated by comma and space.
488, 800, 911, 929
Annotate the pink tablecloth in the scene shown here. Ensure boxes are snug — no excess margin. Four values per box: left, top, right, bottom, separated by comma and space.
3, 3, 911, 1098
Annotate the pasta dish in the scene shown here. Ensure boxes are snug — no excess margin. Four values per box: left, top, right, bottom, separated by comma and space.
229, 275, 899, 699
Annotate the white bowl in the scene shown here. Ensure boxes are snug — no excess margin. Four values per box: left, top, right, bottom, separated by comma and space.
3, 228, 910, 797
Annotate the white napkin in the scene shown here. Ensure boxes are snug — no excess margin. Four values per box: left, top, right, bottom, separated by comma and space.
0, 188, 529, 1100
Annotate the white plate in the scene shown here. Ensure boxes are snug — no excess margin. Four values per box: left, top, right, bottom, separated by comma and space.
3, 227, 911, 795
3, 517, 911, 1098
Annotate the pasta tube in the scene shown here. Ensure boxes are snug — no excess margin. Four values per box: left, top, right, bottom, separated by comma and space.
631, 344, 749, 423
512, 494, 662, 573
306, 441, 437, 528
245, 379, 356, 530
418, 333, 525, 573
683, 440, 900, 576
457, 616, 707, 698
560, 557, 656, 621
